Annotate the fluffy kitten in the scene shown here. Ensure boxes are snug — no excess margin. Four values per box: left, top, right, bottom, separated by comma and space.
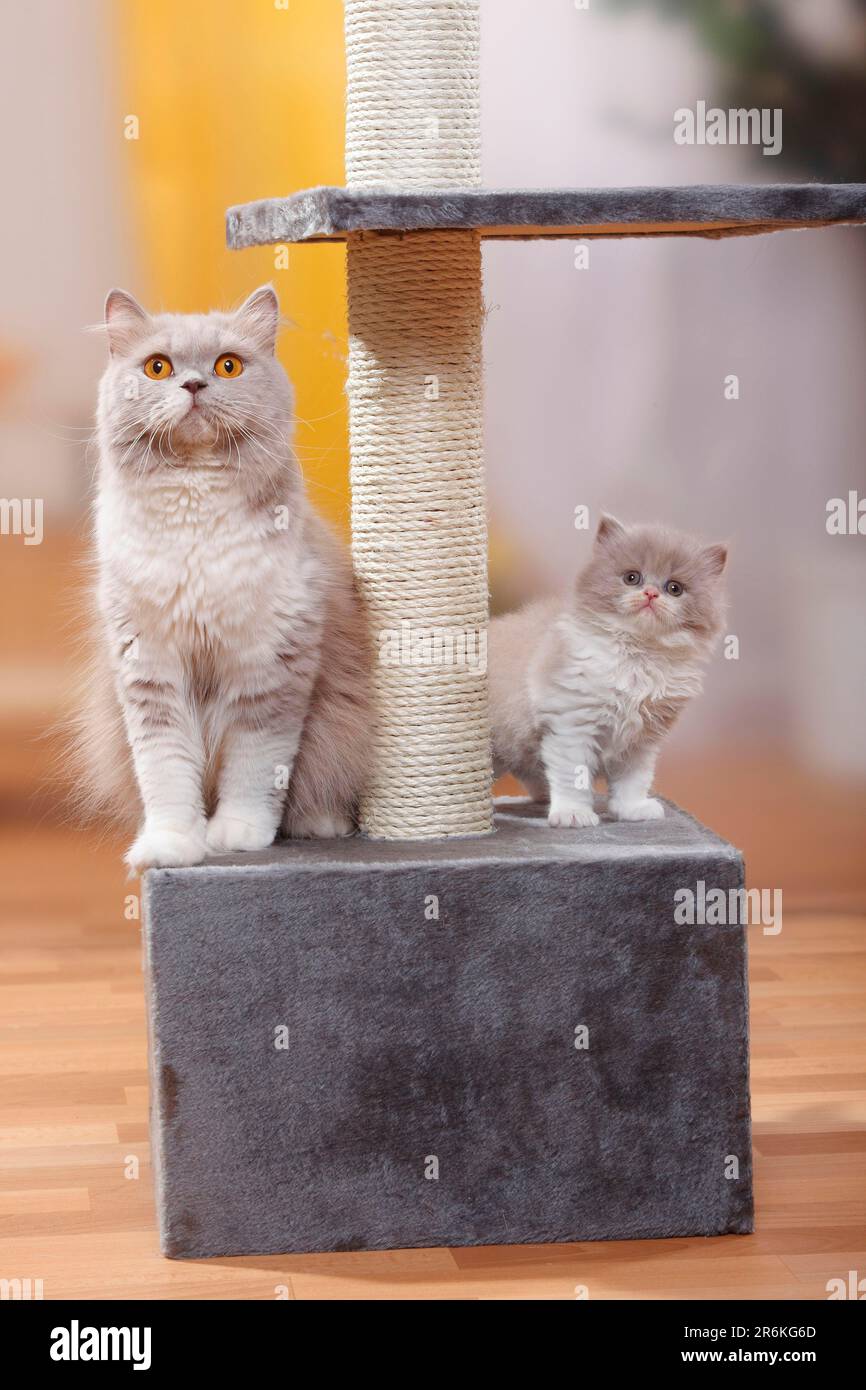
489, 514, 727, 827
75, 285, 370, 872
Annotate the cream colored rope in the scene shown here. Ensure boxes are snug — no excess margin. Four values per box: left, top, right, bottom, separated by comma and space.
345, 0, 481, 190
348, 230, 491, 838
344, 0, 492, 838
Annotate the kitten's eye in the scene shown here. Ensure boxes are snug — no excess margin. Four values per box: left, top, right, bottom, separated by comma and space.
143, 355, 172, 380
623, 571, 643, 586
665, 580, 684, 597
214, 354, 244, 378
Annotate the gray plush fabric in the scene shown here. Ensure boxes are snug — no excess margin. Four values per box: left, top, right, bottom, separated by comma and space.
143, 799, 753, 1258
226, 182, 866, 247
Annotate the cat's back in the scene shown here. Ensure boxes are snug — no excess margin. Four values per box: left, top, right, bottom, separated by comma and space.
489, 594, 563, 764
489, 595, 563, 686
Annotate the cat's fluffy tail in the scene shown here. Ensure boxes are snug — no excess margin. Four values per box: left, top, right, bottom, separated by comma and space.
64, 623, 141, 830
281, 517, 373, 837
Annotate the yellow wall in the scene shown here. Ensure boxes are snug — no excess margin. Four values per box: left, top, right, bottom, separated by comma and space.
114, 0, 350, 530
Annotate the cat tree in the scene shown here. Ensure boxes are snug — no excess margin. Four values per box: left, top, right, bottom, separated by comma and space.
143, 0, 866, 1257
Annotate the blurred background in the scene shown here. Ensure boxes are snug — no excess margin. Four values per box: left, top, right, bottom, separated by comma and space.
1, 0, 865, 907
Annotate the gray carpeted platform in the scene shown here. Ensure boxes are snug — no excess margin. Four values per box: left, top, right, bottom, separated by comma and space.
226, 182, 866, 247
142, 798, 753, 1258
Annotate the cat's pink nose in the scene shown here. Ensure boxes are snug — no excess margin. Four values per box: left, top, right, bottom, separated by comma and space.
643, 587, 659, 600
181, 379, 207, 395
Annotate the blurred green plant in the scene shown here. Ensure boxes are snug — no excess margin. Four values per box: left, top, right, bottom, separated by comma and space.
609, 0, 866, 180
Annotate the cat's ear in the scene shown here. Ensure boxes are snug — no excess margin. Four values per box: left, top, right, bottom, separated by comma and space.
235, 284, 280, 354
595, 512, 626, 545
701, 542, 728, 577
104, 289, 150, 357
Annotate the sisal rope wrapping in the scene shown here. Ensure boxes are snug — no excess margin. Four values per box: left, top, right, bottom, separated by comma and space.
348, 230, 491, 838
345, 0, 482, 190
345, 0, 491, 838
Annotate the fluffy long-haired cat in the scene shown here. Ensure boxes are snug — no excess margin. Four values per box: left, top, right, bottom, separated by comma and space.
74, 285, 370, 872
489, 513, 727, 827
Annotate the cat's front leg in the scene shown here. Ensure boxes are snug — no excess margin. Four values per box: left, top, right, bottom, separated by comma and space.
540, 722, 600, 828
118, 640, 208, 872
607, 742, 664, 822
206, 660, 316, 854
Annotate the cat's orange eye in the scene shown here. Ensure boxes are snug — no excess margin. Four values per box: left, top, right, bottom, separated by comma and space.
665, 580, 684, 597
143, 355, 173, 380
214, 354, 244, 379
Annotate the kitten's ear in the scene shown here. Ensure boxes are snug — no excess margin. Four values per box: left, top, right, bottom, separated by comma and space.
235, 284, 280, 354
701, 543, 728, 577
104, 289, 150, 357
596, 512, 626, 545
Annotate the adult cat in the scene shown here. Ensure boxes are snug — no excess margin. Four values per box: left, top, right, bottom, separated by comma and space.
75, 285, 370, 871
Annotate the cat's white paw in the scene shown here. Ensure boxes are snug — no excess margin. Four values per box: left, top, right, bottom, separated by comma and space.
611, 797, 665, 822
206, 809, 277, 854
125, 825, 208, 873
288, 812, 356, 839
548, 804, 600, 829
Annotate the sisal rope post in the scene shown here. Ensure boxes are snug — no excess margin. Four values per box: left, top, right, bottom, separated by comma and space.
345, 0, 492, 839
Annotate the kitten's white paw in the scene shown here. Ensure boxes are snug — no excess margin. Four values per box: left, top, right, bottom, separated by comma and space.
548, 804, 600, 829
206, 809, 277, 854
288, 812, 356, 839
125, 825, 207, 873
611, 797, 665, 822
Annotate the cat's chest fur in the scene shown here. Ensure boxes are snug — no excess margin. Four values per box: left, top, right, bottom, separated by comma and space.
532, 613, 701, 757
96, 469, 313, 650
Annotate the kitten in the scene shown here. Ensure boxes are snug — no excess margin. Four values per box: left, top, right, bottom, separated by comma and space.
74, 284, 370, 872
488, 514, 727, 827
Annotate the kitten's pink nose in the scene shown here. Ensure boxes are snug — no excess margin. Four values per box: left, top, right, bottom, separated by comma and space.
643, 587, 660, 600
181, 378, 207, 395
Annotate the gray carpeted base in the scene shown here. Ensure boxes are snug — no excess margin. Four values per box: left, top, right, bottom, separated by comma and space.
142, 798, 753, 1258
226, 182, 866, 247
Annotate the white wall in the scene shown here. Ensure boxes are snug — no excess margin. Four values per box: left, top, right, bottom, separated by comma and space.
480, 0, 866, 764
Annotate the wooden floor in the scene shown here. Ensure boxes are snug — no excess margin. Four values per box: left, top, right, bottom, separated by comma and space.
0, 534, 864, 1297
1, 803, 864, 1300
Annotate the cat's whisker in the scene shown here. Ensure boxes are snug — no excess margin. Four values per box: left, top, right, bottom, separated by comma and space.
39, 424, 101, 440
293, 404, 347, 429
111, 415, 154, 447
116, 423, 155, 473
231, 422, 281, 460
229, 425, 243, 481
228, 420, 289, 474
235, 414, 293, 444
